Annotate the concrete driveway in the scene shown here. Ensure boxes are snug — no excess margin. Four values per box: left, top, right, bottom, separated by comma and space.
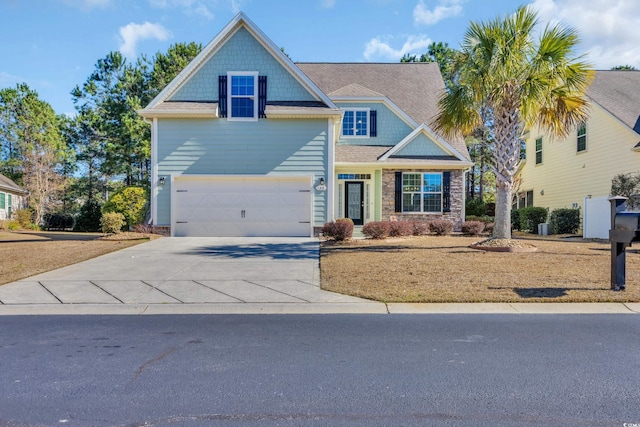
0, 237, 384, 314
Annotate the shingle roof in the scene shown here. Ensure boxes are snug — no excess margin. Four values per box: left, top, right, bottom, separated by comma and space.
296, 62, 444, 125
139, 101, 219, 118
588, 70, 640, 135
336, 145, 393, 163
296, 62, 470, 161
335, 144, 470, 168
0, 174, 27, 194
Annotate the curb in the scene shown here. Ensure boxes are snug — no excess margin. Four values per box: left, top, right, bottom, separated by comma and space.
0, 302, 637, 316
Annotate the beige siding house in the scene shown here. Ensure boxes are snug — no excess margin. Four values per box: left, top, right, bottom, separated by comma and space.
517, 71, 640, 221
0, 174, 28, 220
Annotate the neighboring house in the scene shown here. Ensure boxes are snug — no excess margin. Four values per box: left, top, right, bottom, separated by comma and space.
0, 174, 28, 220
138, 12, 472, 237
517, 71, 640, 219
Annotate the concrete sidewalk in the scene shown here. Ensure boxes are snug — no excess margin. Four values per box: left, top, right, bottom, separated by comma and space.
0, 237, 638, 315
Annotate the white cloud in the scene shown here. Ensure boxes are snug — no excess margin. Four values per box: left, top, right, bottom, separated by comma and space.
118, 22, 172, 59
363, 34, 433, 61
414, 0, 463, 26
321, 0, 336, 8
529, 0, 640, 69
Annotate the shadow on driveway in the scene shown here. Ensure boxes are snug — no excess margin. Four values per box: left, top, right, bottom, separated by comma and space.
182, 241, 319, 260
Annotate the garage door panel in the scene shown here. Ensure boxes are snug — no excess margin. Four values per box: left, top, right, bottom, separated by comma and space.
173, 176, 312, 237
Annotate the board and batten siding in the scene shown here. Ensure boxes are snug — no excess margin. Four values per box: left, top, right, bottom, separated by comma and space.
170, 27, 316, 103
335, 101, 413, 146
518, 103, 640, 213
155, 118, 329, 227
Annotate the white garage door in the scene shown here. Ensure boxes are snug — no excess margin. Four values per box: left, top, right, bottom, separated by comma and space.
172, 176, 312, 237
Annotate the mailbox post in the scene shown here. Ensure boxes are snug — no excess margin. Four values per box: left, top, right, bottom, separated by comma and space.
609, 196, 638, 291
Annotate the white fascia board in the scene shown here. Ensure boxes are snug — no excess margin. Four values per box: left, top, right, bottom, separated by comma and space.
336, 161, 473, 169
379, 123, 468, 162
145, 14, 246, 110
239, 15, 337, 109
330, 96, 418, 128
146, 12, 337, 111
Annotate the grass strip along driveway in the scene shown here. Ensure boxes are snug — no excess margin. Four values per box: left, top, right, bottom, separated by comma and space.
320, 235, 640, 303
0, 231, 151, 286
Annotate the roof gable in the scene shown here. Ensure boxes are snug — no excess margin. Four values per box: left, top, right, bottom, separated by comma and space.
379, 124, 468, 162
145, 13, 335, 110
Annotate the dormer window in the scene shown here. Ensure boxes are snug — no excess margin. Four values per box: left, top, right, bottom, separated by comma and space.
342, 109, 370, 138
228, 72, 258, 120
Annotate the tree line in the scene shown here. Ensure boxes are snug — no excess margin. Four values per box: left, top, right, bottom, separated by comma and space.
0, 42, 201, 229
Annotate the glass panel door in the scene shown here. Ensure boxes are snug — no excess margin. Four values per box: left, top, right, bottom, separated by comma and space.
345, 182, 364, 225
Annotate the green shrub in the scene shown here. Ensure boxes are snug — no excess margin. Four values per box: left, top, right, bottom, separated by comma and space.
362, 221, 390, 239
518, 206, 548, 233
1, 219, 19, 230
511, 209, 521, 231
14, 208, 33, 229
322, 218, 354, 241
429, 220, 454, 235
549, 208, 581, 234
100, 212, 125, 234
389, 221, 413, 237
102, 186, 148, 230
461, 221, 485, 236
465, 198, 487, 216
411, 221, 431, 236
74, 199, 103, 232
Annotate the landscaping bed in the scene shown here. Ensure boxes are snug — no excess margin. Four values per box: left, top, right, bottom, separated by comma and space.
320, 234, 640, 303
0, 231, 157, 286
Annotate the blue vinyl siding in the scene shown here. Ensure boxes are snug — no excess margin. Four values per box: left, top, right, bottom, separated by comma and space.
170, 27, 316, 103
335, 101, 412, 146
156, 118, 328, 226
394, 134, 450, 156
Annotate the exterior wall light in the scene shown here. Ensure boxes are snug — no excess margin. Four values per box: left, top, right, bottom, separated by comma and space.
159, 176, 166, 186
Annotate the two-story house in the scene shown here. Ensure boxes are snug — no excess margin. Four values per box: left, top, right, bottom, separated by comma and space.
139, 12, 472, 237
516, 70, 640, 236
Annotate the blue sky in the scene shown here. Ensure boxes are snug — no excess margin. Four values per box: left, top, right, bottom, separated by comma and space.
1, 0, 638, 115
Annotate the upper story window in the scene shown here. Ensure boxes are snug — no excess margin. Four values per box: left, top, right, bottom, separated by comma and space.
535, 137, 543, 165
402, 172, 442, 213
228, 72, 258, 121
342, 109, 369, 137
577, 122, 587, 152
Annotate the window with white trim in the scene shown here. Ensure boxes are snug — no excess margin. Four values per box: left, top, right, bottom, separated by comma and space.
577, 122, 587, 152
535, 137, 543, 165
402, 172, 442, 213
342, 109, 369, 137
0, 192, 5, 210
228, 72, 258, 120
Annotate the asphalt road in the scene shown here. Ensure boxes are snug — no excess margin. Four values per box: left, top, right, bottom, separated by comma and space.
1, 314, 639, 426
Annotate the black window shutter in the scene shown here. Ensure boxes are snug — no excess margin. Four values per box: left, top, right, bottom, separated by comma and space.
394, 171, 402, 213
443, 171, 451, 213
218, 75, 227, 118
258, 76, 267, 118
370, 110, 377, 137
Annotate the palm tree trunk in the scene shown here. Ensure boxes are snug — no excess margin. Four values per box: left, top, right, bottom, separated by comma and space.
493, 182, 512, 239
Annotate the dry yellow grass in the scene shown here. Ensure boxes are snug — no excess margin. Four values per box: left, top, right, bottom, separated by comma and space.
320, 235, 640, 303
0, 231, 153, 285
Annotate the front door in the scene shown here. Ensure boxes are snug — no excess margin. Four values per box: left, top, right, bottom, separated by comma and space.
345, 181, 364, 225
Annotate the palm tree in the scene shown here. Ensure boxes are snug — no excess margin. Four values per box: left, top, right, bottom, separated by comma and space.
433, 6, 593, 240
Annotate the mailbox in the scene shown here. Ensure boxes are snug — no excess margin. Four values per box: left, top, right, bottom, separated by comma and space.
609, 196, 640, 290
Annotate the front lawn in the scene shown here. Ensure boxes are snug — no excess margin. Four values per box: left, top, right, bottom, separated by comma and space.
0, 231, 154, 286
320, 235, 640, 303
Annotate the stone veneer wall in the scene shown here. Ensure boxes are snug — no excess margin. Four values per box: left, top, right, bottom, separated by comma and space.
381, 169, 465, 229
